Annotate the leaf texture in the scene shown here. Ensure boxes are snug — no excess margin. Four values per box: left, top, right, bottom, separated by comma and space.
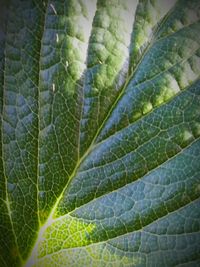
0, 0, 200, 266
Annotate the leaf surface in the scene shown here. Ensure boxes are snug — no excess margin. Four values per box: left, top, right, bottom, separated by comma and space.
1, 0, 200, 266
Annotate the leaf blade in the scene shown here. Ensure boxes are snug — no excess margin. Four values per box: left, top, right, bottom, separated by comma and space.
2, 0, 47, 260
1, 1, 200, 266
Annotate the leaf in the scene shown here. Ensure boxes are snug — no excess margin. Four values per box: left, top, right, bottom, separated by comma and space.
1, 0, 200, 266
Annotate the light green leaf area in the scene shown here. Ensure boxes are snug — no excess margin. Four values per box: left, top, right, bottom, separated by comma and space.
1, 0, 200, 266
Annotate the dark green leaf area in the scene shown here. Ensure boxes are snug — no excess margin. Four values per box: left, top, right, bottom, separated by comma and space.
57, 82, 200, 215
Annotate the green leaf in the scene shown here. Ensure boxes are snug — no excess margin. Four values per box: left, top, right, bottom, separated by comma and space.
1, 0, 200, 266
